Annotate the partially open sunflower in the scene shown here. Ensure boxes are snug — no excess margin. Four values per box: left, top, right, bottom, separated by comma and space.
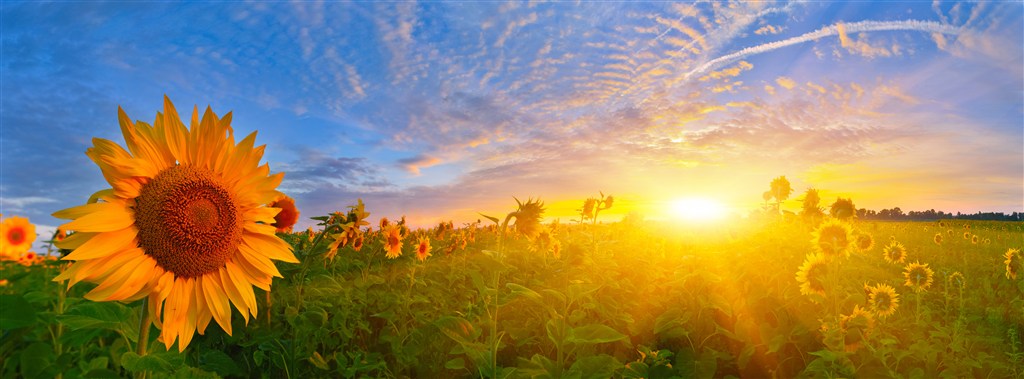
53, 97, 297, 352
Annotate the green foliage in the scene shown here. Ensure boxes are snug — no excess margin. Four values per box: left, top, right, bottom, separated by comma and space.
1, 218, 1022, 378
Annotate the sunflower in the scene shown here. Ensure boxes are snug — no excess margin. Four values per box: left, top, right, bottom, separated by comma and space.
812, 219, 853, 259
351, 234, 364, 252
1005, 248, 1021, 280
415, 236, 432, 262
267, 195, 299, 233
17, 251, 39, 267
854, 232, 874, 252
551, 240, 562, 259
325, 233, 347, 262
947, 271, 964, 288
840, 305, 875, 352
882, 241, 907, 264
867, 284, 899, 319
903, 262, 934, 292
933, 233, 942, 245
1, 216, 36, 260
970, 235, 979, 244
379, 217, 389, 231
796, 253, 829, 298
963, 231, 971, 240
306, 227, 315, 242
383, 224, 403, 259
52, 97, 298, 352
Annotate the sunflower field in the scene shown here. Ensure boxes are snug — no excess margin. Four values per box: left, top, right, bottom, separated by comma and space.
1, 100, 1022, 379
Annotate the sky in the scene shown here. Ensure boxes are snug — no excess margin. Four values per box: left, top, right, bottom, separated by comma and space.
2, 1, 1022, 247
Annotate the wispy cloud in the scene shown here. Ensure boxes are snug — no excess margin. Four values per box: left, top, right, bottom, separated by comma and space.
686, 20, 962, 80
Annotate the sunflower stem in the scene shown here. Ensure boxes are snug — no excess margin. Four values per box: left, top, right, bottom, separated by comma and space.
135, 297, 151, 379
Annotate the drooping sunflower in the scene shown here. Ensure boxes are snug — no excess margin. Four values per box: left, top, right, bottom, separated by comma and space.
267, 195, 299, 233
812, 219, 853, 259
882, 241, 907, 264
796, 253, 829, 298
840, 305, 875, 352
383, 224, 403, 259
415, 236, 432, 262
903, 261, 934, 292
867, 283, 899, 319
52, 97, 298, 352
1005, 248, 1021, 280
947, 271, 965, 288
1, 216, 36, 260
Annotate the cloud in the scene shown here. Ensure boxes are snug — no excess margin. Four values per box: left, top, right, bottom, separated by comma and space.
0, 196, 58, 213
398, 154, 442, 175
277, 148, 392, 194
754, 24, 784, 35
775, 76, 797, 89
685, 19, 962, 80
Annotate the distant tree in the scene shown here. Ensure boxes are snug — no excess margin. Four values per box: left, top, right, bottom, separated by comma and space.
770, 176, 793, 213
800, 188, 825, 224
830, 197, 857, 220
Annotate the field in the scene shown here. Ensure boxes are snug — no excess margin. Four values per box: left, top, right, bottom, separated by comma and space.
2, 205, 1021, 379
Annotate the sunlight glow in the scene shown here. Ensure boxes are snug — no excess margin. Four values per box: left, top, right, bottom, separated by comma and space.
670, 197, 728, 222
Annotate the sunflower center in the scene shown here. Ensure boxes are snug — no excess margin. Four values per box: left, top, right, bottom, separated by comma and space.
135, 165, 242, 278
7, 228, 24, 245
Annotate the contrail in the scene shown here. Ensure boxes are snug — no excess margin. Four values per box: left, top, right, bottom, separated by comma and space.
684, 19, 963, 80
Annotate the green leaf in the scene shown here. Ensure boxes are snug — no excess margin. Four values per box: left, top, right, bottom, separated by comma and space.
59, 301, 137, 342
200, 349, 242, 376
506, 283, 542, 301
445, 357, 465, 370
120, 352, 174, 373
568, 324, 626, 344
568, 355, 622, 379
171, 366, 221, 379
0, 294, 37, 330
654, 308, 691, 336
479, 213, 500, 226
436, 316, 479, 345
20, 342, 57, 378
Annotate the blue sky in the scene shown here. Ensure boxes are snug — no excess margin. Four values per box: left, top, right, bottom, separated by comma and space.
2, 1, 1022, 246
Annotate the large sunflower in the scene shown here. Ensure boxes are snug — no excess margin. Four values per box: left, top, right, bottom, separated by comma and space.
52, 97, 298, 352
1, 216, 36, 260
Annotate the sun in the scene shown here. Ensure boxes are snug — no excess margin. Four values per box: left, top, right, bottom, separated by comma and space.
669, 197, 728, 222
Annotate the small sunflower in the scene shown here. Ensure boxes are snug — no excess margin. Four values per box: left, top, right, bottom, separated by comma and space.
903, 262, 935, 292
963, 231, 971, 240
1, 216, 36, 260
379, 217, 389, 231
933, 233, 942, 245
383, 224, 403, 259
551, 240, 562, 259
351, 234, 364, 252
947, 271, 965, 288
854, 232, 874, 252
52, 97, 298, 352
812, 219, 853, 259
512, 197, 545, 240
882, 241, 907, 264
970, 235, 979, 244
796, 253, 829, 298
1005, 248, 1021, 280
867, 284, 899, 319
415, 236, 432, 262
267, 195, 299, 233
840, 305, 875, 352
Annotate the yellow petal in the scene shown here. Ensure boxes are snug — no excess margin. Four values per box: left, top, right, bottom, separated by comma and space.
84, 252, 149, 301
235, 243, 282, 278
54, 232, 97, 251
59, 202, 134, 233
225, 261, 258, 318
219, 267, 249, 324
242, 231, 299, 264
201, 274, 233, 336
62, 227, 137, 261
